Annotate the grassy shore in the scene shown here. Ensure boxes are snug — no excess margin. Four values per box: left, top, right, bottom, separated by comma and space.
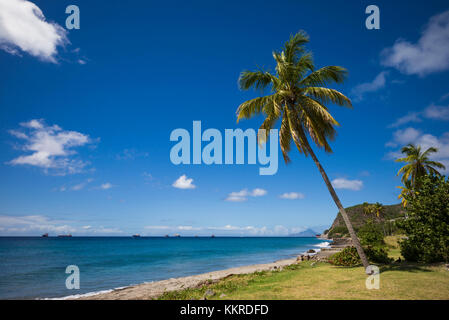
159, 237, 449, 300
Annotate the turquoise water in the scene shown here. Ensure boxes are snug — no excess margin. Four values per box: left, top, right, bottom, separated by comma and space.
0, 237, 330, 299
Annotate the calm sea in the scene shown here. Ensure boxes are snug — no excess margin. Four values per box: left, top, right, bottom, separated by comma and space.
0, 236, 330, 299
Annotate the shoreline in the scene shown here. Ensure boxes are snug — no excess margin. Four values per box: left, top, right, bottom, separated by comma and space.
63, 240, 335, 300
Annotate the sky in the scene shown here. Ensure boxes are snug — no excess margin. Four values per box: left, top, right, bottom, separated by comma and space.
1, 0, 449, 236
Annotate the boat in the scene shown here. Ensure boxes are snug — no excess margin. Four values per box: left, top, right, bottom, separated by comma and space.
164, 234, 169, 238
42, 233, 49, 237
57, 234, 72, 237
174, 233, 181, 237
211, 234, 215, 238
132, 234, 141, 238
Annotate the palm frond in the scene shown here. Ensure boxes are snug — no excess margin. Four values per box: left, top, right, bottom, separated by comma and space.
300, 66, 348, 87
236, 95, 273, 122
279, 113, 292, 163
283, 31, 309, 64
304, 87, 352, 108
238, 70, 277, 91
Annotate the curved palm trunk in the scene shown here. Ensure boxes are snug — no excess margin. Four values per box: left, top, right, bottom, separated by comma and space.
303, 142, 370, 272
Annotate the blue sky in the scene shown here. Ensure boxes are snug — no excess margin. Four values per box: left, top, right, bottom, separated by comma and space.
1, 0, 449, 236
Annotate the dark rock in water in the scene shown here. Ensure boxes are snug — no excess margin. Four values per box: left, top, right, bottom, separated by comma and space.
307, 249, 316, 253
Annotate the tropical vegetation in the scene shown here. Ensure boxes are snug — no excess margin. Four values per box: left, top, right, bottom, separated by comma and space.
397, 174, 449, 263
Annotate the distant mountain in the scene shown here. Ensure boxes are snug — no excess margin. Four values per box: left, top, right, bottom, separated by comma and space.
288, 228, 319, 237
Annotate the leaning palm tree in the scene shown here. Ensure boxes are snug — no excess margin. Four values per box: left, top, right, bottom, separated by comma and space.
396, 144, 445, 188
236, 31, 370, 271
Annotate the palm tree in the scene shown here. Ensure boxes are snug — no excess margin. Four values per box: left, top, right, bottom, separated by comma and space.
372, 202, 384, 218
396, 144, 445, 188
397, 179, 413, 208
236, 31, 370, 271
362, 202, 371, 216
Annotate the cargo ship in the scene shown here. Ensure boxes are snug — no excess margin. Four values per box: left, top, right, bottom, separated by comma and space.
57, 234, 72, 237
42, 233, 49, 237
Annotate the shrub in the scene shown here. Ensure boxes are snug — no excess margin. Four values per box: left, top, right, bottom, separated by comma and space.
328, 226, 349, 238
365, 246, 392, 264
357, 220, 385, 247
329, 247, 361, 267
398, 175, 449, 263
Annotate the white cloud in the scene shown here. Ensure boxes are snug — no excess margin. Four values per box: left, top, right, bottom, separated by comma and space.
391, 127, 422, 146
0, 214, 123, 235
88, 226, 123, 234
225, 188, 267, 202
0, 0, 68, 62
351, 71, 388, 102
144, 225, 171, 230
251, 188, 267, 197
388, 112, 422, 128
172, 174, 196, 189
389, 104, 449, 127
386, 129, 449, 173
331, 178, 363, 191
100, 182, 113, 190
381, 10, 449, 76
7, 119, 92, 175
423, 104, 449, 120
279, 192, 305, 200
0, 215, 75, 234
71, 178, 93, 191
143, 224, 311, 237
116, 148, 149, 160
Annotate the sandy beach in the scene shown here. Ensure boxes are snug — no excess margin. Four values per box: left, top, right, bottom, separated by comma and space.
73, 257, 297, 300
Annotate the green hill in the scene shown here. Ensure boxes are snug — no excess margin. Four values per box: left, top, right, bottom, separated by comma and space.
323, 203, 406, 238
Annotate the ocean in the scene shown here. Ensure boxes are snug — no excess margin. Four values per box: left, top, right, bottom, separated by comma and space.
0, 236, 331, 299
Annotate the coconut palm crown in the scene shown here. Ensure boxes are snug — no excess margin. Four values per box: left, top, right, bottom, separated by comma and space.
236, 31, 371, 271
396, 144, 445, 188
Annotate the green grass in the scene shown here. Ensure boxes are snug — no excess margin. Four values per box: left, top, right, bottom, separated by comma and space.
158, 237, 449, 300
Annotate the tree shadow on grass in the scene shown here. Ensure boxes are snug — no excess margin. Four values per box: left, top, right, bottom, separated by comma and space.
379, 262, 434, 273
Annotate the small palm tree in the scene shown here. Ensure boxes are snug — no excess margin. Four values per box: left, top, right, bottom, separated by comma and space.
236, 31, 370, 271
373, 202, 384, 218
397, 180, 414, 208
362, 202, 371, 216
396, 144, 445, 188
